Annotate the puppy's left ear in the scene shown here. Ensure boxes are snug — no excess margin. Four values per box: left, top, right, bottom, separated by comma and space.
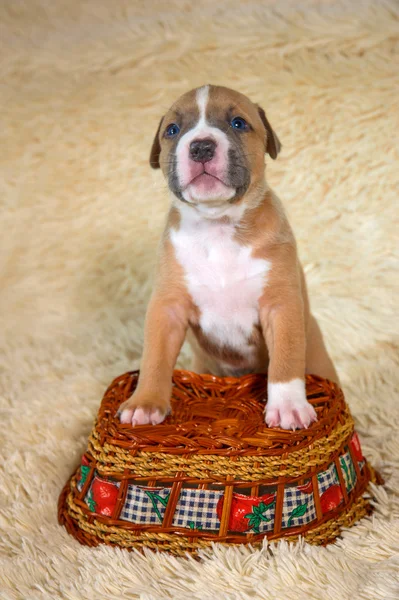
257, 106, 281, 160
149, 118, 164, 169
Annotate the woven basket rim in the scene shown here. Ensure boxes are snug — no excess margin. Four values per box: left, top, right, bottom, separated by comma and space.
95, 370, 348, 457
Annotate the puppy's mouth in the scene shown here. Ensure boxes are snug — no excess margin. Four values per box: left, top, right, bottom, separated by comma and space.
180, 168, 236, 205
186, 170, 229, 189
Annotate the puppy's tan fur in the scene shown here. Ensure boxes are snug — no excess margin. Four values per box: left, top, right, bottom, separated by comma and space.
119, 85, 338, 427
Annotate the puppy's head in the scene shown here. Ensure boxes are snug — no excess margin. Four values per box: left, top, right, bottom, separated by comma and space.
150, 85, 281, 209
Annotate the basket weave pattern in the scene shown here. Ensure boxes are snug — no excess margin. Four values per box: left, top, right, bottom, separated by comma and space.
58, 371, 378, 555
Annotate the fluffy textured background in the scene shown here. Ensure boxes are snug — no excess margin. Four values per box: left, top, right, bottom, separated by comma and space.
0, 1, 398, 598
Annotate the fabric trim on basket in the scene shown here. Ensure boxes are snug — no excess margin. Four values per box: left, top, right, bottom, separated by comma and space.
172, 489, 223, 531
340, 451, 357, 493
80, 452, 363, 532
282, 486, 317, 528
120, 486, 171, 524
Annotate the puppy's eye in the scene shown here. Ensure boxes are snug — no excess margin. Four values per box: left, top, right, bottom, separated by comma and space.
230, 117, 248, 131
165, 123, 180, 138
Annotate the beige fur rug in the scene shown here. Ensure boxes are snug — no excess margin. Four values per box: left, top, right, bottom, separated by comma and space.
1, 1, 398, 598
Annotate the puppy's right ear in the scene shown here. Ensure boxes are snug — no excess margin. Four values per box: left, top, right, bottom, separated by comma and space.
257, 106, 281, 160
149, 118, 164, 169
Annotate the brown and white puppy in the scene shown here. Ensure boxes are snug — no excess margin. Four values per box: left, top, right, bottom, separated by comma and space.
119, 85, 338, 430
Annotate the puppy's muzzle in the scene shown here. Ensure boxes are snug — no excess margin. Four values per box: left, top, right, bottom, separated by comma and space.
189, 138, 216, 164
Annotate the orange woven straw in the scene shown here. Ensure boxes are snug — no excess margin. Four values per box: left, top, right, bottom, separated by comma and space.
58, 370, 382, 556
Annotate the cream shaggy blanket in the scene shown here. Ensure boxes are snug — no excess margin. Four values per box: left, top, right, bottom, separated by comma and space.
1, 1, 398, 598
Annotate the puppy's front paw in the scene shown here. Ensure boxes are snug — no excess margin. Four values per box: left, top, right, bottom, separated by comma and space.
265, 379, 317, 430
118, 393, 170, 427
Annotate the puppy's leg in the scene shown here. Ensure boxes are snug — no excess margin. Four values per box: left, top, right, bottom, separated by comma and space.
119, 295, 188, 426
190, 352, 211, 375
306, 315, 339, 384
260, 300, 317, 430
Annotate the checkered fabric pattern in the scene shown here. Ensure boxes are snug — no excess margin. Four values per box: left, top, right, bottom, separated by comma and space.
120, 486, 170, 524
317, 462, 340, 496
172, 489, 223, 531
281, 487, 316, 529
340, 451, 357, 492
86, 455, 360, 530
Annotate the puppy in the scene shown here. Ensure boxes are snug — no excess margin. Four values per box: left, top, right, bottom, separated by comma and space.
119, 85, 338, 430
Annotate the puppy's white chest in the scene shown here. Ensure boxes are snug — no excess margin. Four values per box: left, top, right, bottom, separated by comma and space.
170, 217, 270, 350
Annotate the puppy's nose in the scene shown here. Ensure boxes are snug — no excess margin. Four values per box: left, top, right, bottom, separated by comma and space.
189, 138, 216, 163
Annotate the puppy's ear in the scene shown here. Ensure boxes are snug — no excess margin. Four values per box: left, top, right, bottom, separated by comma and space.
149, 118, 164, 169
257, 106, 281, 160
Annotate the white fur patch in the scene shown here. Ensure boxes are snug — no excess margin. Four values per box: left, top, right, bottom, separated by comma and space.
265, 379, 317, 430
196, 85, 209, 120
170, 208, 270, 361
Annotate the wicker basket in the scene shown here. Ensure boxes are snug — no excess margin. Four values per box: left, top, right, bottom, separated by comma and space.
58, 370, 381, 556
